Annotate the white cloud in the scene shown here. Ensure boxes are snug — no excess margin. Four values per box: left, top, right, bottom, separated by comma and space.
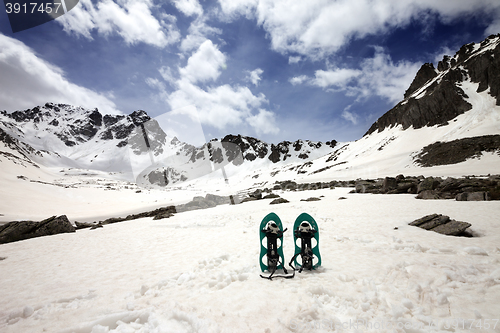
246, 109, 278, 134
162, 42, 277, 134
246, 68, 264, 86
288, 56, 301, 64
145, 77, 166, 91
304, 47, 420, 103
0, 34, 120, 114
311, 68, 362, 89
158, 66, 177, 86
179, 40, 226, 84
218, 0, 258, 20
356, 48, 420, 102
341, 108, 358, 125
179, 17, 222, 53
172, 0, 203, 17
217, 0, 500, 59
289, 75, 308, 86
57, 0, 180, 47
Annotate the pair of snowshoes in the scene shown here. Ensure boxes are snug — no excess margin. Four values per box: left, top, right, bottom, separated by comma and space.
259, 212, 321, 280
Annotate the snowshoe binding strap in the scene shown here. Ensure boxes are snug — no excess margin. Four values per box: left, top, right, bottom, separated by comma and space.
290, 223, 317, 273
260, 228, 294, 280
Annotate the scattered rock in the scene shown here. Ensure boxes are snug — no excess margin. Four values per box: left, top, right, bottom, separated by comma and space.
300, 197, 321, 202
338, 197, 347, 200
0, 215, 75, 244
417, 177, 441, 193
456, 191, 490, 201
74, 221, 96, 230
0, 256, 6, 260
382, 177, 398, 192
270, 198, 290, 205
262, 193, 280, 199
409, 214, 472, 236
248, 189, 263, 200
416, 190, 440, 200
90, 224, 103, 230
241, 197, 258, 203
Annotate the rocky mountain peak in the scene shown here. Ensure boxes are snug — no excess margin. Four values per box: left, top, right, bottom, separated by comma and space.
403, 63, 437, 98
365, 34, 500, 136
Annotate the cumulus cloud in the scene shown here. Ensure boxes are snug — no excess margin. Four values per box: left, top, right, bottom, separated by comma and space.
179, 16, 222, 53
246, 109, 278, 134
0, 34, 120, 114
293, 47, 420, 103
146, 41, 277, 133
179, 40, 226, 84
341, 108, 358, 125
288, 56, 301, 64
289, 75, 308, 86
57, 0, 180, 47
311, 68, 362, 90
217, 0, 500, 59
172, 0, 203, 17
356, 48, 421, 102
246, 68, 264, 86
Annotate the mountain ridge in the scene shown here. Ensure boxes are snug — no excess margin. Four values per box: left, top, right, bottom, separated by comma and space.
365, 33, 500, 136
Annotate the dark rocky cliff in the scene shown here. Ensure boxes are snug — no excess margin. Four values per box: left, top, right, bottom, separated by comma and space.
365, 34, 500, 136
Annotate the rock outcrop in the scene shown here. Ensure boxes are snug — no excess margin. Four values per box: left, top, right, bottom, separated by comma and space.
414, 135, 500, 167
0, 215, 75, 244
409, 214, 472, 236
352, 175, 499, 200
365, 34, 500, 136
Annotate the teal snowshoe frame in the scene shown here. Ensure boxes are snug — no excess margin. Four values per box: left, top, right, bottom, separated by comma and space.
259, 212, 286, 272
293, 213, 321, 269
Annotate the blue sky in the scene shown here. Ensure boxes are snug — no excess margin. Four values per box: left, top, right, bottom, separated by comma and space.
1, 0, 499, 144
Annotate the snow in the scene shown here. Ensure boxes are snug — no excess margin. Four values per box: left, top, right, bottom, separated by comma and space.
1, 188, 499, 332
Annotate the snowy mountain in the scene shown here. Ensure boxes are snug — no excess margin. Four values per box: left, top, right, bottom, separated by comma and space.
283, 34, 500, 182
0, 103, 337, 187
1, 34, 499, 195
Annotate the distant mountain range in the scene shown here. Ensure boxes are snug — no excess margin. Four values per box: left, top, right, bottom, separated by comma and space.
1, 34, 499, 187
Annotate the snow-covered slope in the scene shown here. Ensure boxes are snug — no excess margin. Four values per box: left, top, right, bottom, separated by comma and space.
231, 35, 500, 184
0, 103, 338, 188
1, 188, 499, 332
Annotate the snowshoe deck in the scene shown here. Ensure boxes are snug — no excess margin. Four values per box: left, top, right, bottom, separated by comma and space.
292, 213, 321, 270
259, 212, 286, 272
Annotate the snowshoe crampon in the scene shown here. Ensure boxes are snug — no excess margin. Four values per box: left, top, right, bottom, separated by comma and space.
291, 213, 321, 272
259, 213, 293, 280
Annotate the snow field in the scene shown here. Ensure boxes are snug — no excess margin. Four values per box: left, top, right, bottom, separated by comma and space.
1, 188, 499, 332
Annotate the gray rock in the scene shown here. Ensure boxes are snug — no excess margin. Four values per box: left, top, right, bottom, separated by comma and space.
263, 193, 280, 199
416, 190, 440, 199
241, 197, 258, 203
0, 215, 75, 244
456, 191, 490, 201
90, 223, 103, 230
383, 177, 398, 192
75, 221, 96, 230
152, 212, 174, 220
270, 198, 290, 205
300, 197, 321, 202
417, 177, 441, 193
205, 194, 232, 205
431, 220, 472, 236
409, 214, 471, 236
249, 189, 263, 200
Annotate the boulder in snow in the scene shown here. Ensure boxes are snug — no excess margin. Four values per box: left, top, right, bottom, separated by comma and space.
0, 215, 75, 244
409, 214, 472, 236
